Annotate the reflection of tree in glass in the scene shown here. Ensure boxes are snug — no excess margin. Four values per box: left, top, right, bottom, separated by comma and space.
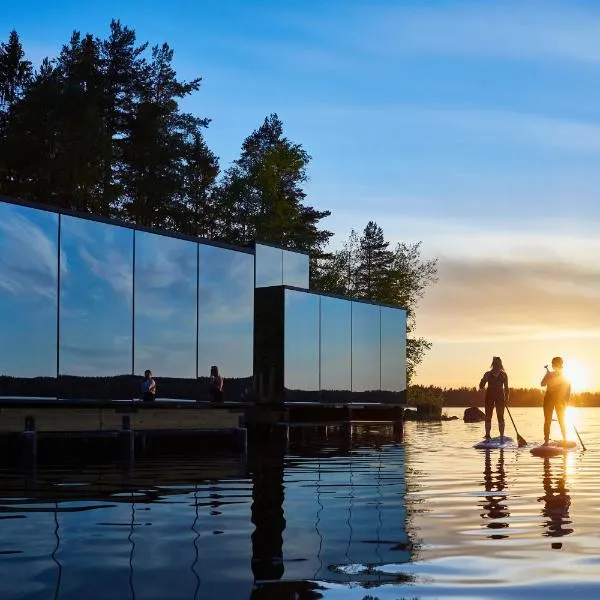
480, 449, 509, 538
537, 456, 573, 542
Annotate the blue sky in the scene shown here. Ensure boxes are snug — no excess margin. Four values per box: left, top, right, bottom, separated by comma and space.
4, 0, 600, 387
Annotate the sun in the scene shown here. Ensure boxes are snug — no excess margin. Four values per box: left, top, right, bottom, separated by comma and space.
562, 359, 590, 393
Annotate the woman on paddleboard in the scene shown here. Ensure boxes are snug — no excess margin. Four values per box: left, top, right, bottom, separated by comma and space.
479, 357, 509, 442
541, 357, 570, 446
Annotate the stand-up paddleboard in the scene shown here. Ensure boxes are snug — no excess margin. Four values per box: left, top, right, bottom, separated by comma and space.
530, 440, 577, 457
473, 436, 514, 449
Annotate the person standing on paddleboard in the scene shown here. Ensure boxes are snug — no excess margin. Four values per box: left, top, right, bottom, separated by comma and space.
541, 357, 570, 446
479, 356, 509, 442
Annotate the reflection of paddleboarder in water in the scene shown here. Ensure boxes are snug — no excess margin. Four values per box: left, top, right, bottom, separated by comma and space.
541, 357, 571, 446
537, 456, 572, 544
480, 449, 509, 537
479, 357, 510, 442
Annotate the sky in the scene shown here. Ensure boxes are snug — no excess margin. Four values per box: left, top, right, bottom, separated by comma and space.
3, 0, 600, 390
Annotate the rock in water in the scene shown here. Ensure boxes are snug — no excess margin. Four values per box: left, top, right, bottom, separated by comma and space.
463, 406, 486, 423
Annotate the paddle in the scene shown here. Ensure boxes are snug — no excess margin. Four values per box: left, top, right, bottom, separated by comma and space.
504, 401, 527, 447
573, 425, 587, 451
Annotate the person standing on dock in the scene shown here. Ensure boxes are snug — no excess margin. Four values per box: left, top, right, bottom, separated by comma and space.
141, 369, 157, 402
479, 357, 510, 442
541, 357, 570, 446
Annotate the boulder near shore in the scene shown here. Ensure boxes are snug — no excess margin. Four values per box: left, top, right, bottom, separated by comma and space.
463, 406, 486, 423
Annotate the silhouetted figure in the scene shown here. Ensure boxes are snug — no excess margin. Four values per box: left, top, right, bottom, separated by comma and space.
480, 449, 509, 538
141, 369, 156, 402
541, 357, 571, 445
208, 365, 224, 403
479, 357, 509, 441
538, 456, 572, 541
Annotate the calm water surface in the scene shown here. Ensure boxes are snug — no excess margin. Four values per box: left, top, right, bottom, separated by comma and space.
0, 408, 599, 599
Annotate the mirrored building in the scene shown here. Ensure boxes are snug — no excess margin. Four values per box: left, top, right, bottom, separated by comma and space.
0, 197, 406, 404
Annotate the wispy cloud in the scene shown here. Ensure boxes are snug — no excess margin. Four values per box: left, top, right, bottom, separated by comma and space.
0, 205, 58, 302
325, 1, 600, 65
417, 256, 600, 344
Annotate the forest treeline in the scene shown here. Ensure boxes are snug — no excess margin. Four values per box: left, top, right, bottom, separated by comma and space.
409, 385, 600, 407
0, 22, 437, 380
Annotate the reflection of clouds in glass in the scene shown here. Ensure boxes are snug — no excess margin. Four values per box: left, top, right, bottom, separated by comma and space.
0, 202, 58, 379
134, 232, 197, 378
198, 246, 254, 325
198, 245, 254, 378
61, 216, 133, 302
321, 297, 352, 391
285, 290, 320, 391
352, 302, 381, 392
60, 216, 133, 377
135, 232, 197, 319
283, 250, 309, 289
381, 307, 407, 392
0, 203, 58, 301
255, 244, 282, 287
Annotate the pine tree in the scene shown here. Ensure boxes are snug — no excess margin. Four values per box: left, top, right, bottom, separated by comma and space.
356, 221, 394, 299
119, 42, 211, 229
217, 113, 332, 253
0, 30, 32, 191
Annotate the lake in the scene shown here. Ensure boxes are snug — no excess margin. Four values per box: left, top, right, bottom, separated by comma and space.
0, 407, 598, 599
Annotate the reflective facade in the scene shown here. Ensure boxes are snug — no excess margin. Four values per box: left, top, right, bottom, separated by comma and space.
59, 216, 134, 399
320, 296, 352, 402
255, 286, 407, 404
0, 202, 58, 398
255, 243, 309, 289
351, 301, 381, 394
282, 249, 309, 289
1, 198, 406, 404
198, 244, 254, 401
134, 231, 197, 397
381, 306, 407, 395
255, 243, 282, 288
284, 289, 320, 398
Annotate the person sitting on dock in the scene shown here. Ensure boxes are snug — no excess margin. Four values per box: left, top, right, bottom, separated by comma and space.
208, 365, 224, 403
541, 357, 570, 446
141, 369, 157, 402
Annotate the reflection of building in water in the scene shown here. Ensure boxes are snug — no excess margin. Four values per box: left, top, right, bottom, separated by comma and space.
538, 456, 573, 542
250, 424, 414, 598
480, 449, 509, 539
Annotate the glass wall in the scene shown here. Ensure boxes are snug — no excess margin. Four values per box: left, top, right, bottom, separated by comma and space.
282, 249, 309, 289
198, 244, 254, 401
320, 296, 351, 402
59, 216, 134, 399
134, 231, 197, 397
381, 307, 407, 394
0, 201, 59, 398
351, 302, 381, 395
255, 243, 282, 287
284, 290, 320, 399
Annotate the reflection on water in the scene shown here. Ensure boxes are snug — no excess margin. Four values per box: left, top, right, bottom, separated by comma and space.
1, 409, 600, 599
539, 456, 573, 542
480, 449, 509, 538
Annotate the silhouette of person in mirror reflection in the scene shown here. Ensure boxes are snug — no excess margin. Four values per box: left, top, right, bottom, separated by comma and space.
541, 357, 570, 445
480, 449, 509, 538
208, 365, 224, 403
479, 357, 509, 441
141, 369, 156, 402
537, 456, 572, 543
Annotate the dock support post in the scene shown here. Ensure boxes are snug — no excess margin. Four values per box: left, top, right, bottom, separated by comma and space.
237, 427, 248, 455
393, 420, 404, 442
120, 416, 134, 464
21, 415, 37, 469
